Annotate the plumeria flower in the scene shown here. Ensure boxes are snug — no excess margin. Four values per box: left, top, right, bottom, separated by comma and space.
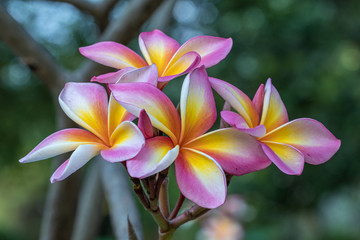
210, 78, 341, 175
80, 29, 232, 88
110, 66, 270, 208
19, 83, 145, 183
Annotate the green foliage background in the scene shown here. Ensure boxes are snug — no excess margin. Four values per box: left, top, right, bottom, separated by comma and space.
0, 0, 359, 239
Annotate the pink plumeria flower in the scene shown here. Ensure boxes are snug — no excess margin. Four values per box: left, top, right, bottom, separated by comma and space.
109, 66, 270, 208
80, 29, 232, 88
210, 78, 341, 175
19, 83, 145, 183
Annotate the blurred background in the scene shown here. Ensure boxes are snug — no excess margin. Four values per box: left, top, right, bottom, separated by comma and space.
1, 0, 359, 239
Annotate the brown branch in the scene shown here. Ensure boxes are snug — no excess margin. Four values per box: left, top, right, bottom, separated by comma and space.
101, 161, 143, 240
0, 20, 86, 235
39, 100, 80, 240
0, 1, 168, 239
146, 0, 176, 31
76, 0, 165, 82
49, 0, 120, 31
40, 159, 83, 240
48, 0, 99, 16
97, 0, 121, 31
71, 160, 104, 240
100, 0, 164, 41
0, 4, 69, 96
102, 0, 120, 14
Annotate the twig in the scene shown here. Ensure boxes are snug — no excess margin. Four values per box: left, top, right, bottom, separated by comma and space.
97, 0, 120, 31
48, 0, 99, 16
39, 156, 83, 240
0, 0, 167, 239
71, 160, 104, 240
49, 0, 120, 31
0, 4, 70, 96
102, 0, 120, 15
76, 0, 165, 82
146, 0, 176, 31
100, 0, 164, 41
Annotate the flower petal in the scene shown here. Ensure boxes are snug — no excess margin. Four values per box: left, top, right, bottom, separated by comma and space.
252, 83, 265, 116
104, 65, 158, 136
261, 142, 304, 175
19, 129, 104, 163
220, 102, 232, 128
101, 121, 145, 163
185, 128, 271, 176
50, 144, 102, 183
160, 51, 201, 81
138, 109, 153, 139
260, 118, 341, 165
175, 148, 226, 208
117, 64, 158, 86
93, 65, 158, 86
169, 36, 233, 68
139, 29, 180, 75
210, 77, 259, 128
59, 83, 109, 144
109, 82, 181, 144
179, 67, 217, 144
79, 41, 147, 69
221, 111, 249, 129
108, 94, 135, 137
91, 67, 134, 84
127, 136, 179, 178
221, 111, 266, 138
259, 79, 288, 132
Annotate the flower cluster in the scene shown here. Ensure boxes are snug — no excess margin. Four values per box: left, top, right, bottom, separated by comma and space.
20, 29, 340, 209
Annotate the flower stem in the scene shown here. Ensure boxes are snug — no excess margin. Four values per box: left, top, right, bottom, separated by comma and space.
155, 168, 169, 197
169, 193, 185, 220
131, 178, 150, 209
131, 177, 170, 232
131, 168, 214, 239
170, 205, 209, 228
147, 176, 156, 200
158, 228, 175, 240
148, 206, 169, 232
